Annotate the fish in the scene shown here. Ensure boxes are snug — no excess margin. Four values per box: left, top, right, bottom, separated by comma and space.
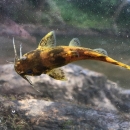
13, 31, 130, 92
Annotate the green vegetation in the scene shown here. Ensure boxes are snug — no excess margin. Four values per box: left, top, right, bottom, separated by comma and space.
1, 0, 130, 29
54, 0, 130, 29
54, 0, 112, 28
72, 0, 118, 15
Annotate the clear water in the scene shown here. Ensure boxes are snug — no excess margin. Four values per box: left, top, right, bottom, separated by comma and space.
57, 35, 130, 88
1, 35, 130, 88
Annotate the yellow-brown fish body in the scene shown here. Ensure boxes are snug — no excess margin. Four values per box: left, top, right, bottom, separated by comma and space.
15, 46, 80, 76
13, 31, 130, 90
15, 46, 130, 77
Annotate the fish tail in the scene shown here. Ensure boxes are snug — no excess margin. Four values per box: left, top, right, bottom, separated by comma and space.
79, 48, 130, 70
67, 47, 130, 70
104, 56, 130, 70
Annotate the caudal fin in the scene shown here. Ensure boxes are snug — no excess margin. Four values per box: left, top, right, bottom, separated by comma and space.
104, 56, 130, 70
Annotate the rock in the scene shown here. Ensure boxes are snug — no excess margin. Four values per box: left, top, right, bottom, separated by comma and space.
1, 99, 130, 130
0, 64, 126, 111
0, 64, 130, 129
0, 17, 36, 42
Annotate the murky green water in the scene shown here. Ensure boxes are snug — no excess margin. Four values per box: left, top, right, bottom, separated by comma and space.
1, 35, 130, 88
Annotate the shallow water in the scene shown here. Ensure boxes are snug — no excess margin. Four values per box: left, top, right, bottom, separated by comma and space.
0, 35, 130, 88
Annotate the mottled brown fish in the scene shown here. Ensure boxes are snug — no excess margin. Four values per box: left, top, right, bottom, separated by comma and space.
13, 31, 130, 91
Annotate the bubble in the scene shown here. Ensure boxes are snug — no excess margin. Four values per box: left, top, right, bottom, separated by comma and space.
11, 109, 16, 114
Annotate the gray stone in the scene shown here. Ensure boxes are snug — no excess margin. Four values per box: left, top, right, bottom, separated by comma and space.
0, 64, 130, 129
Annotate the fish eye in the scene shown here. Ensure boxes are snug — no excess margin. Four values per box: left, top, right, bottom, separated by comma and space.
26, 69, 33, 74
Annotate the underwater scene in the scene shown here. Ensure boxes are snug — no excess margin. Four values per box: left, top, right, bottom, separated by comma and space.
0, 0, 130, 129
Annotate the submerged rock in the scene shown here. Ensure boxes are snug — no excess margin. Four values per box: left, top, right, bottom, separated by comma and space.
0, 64, 130, 129
0, 17, 36, 42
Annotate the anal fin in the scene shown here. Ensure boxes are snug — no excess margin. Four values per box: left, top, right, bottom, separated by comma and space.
47, 68, 67, 81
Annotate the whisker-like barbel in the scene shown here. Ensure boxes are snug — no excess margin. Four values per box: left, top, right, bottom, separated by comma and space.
13, 37, 18, 61
20, 43, 22, 59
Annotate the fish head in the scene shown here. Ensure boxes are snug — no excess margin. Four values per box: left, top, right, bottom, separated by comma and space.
14, 56, 34, 76
13, 38, 35, 85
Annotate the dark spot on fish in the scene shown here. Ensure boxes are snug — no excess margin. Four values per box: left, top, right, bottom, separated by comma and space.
54, 56, 66, 67
99, 56, 119, 65
48, 47, 64, 55
98, 56, 106, 60
35, 64, 50, 74
111, 62, 119, 65
28, 50, 41, 58
49, 73, 55, 79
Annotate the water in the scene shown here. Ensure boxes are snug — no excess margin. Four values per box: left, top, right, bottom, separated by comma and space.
56, 35, 130, 88
0, 35, 130, 88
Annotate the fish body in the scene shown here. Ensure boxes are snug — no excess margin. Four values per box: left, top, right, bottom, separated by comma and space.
15, 46, 130, 76
13, 31, 130, 90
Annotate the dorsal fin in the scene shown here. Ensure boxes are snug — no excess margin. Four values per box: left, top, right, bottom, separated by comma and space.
94, 48, 108, 56
69, 38, 80, 47
38, 31, 56, 49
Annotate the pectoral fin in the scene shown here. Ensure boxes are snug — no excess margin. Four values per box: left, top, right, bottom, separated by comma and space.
47, 68, 67, 81
94, 48, 108, 56
38, 31, 56, 49
69, 38, 80, 47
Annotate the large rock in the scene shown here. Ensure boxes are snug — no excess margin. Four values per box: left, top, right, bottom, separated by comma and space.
0, 64, 130, 129
0, 99, 129, 130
